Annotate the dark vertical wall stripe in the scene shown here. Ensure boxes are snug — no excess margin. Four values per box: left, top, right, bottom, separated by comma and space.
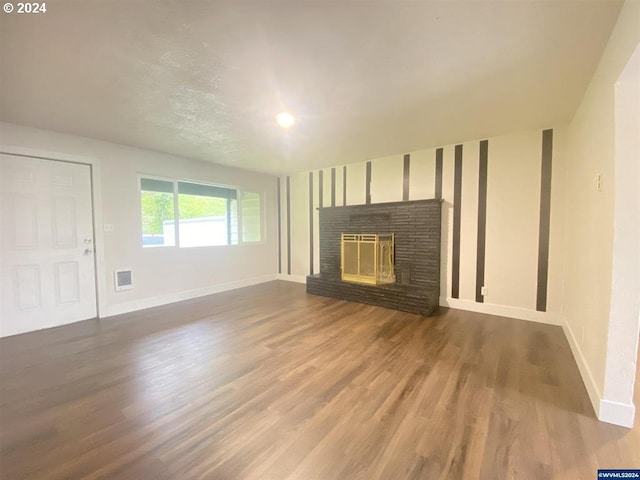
286, 176, 291, 275
276, 177, 281, 274
343, 166, 347, 206
475, 140, 489, 303
309, 172, 314, 275
365, 161, 372, 204
331, 168, 336, 207
403, 154, 411, 201
435, 148, 443, 200
536, 129, 553, 311
318, 170, 324, 208
452, 144, 463, 299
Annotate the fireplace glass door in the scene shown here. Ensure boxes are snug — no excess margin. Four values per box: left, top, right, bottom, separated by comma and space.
341, 233, 395, 285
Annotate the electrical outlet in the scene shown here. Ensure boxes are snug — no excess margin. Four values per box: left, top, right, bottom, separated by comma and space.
481, 286, 487, 296
595, 173, 602, 191
104, 223, 114, 232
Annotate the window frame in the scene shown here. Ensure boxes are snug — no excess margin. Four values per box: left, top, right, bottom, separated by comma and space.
240, 189, 265, 245
138, 174, 178, 248
138, 174, 264, 249
177, 180, 238, 248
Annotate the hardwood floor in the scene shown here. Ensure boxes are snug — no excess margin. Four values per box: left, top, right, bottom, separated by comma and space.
0, 281, 638, 479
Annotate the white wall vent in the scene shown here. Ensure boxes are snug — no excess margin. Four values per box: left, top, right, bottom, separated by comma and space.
114, 269, 133, 291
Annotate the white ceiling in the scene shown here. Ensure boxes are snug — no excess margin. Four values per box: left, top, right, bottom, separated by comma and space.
0, 1, 623, 175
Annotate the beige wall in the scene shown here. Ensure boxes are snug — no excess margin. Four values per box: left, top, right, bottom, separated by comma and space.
562, 0, 640, 425
1, 122, 279, 317
280, 126, 567, 323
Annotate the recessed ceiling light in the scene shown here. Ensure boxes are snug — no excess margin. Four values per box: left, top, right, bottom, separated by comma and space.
276, 112, 295, 129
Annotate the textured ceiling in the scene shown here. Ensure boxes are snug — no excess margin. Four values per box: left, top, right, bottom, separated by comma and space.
0, 1, 623, 174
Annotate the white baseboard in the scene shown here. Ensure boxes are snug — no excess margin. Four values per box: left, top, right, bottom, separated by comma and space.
443, 300, 635, 428
562, 321, 602, 419
276, 274, 308, 284
562, 322, 636, 428
599, 399, 636, 428
439, 297, 564, 325
561, 321, 635, 427
105, 274, 278, 317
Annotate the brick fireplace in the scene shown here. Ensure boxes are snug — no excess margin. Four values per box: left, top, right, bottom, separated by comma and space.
306, 199, 442, 315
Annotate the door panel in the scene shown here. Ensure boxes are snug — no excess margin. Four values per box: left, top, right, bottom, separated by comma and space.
0, 154, 97, 337
52, 197, 78, 248
14, 264, 41, 309
54, 261, 80, 304
13, 194, 38, 248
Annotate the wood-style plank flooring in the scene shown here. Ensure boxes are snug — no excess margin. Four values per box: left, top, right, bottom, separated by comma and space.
0, 281, 638, 479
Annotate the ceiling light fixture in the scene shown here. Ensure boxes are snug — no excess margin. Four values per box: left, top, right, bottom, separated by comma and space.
276, 112, 295, 129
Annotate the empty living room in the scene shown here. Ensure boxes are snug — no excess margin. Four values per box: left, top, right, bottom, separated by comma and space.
0, 1, 639, 479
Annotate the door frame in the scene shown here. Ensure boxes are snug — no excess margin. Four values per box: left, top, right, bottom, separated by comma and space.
0, 146, 106, 319
600, 43, 640, 427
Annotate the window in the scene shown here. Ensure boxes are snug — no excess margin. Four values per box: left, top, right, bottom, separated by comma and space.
140, 177, 262, 248
241, 191, 262, 243
177, 181, 238, 247
140, 178, 176, 247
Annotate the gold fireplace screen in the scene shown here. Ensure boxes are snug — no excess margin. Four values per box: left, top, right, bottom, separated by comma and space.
341, 233, 395, 285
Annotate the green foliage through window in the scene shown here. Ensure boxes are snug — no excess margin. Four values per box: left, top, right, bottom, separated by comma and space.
140, 177, 260, 247
141, 191, 174, 235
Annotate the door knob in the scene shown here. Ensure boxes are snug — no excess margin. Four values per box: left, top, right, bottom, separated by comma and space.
84, 248, 93, 255
84, 238, 93, 244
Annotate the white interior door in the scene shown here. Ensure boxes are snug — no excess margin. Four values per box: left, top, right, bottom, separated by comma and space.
0, 154, 97, 337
